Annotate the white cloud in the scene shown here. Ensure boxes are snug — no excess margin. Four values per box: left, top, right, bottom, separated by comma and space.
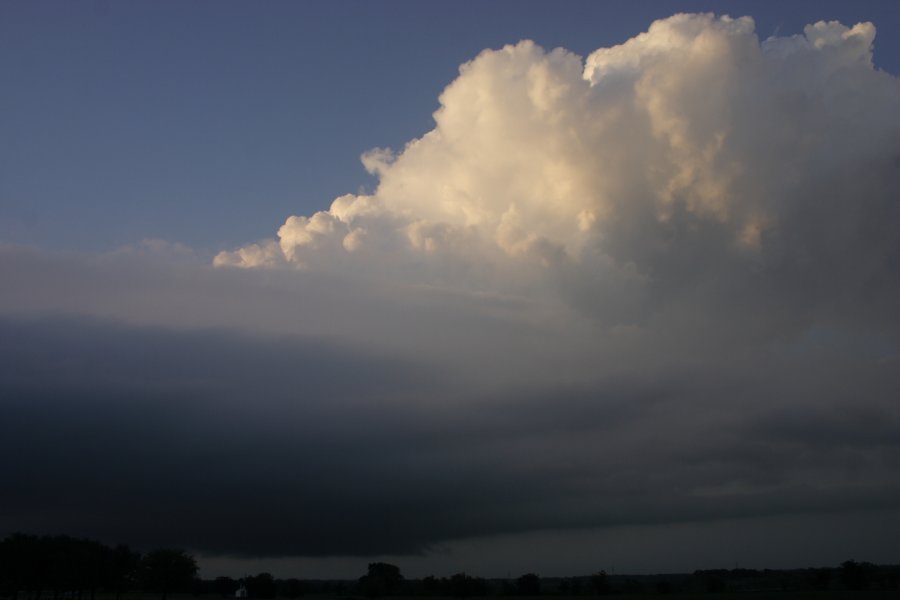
215, 14, 900, 344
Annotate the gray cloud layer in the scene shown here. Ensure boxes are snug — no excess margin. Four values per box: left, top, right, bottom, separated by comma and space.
2, 13, 900, 568
1, 309, 898, 559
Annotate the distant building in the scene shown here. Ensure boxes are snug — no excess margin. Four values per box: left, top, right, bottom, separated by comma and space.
235, 586, 248, 598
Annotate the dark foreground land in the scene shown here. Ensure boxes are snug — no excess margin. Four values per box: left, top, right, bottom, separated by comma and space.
3, 534, 899, 599
7, 594, 900, 600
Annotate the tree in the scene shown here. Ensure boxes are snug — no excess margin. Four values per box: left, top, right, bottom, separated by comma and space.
278, 578, 305, 599
246, 573, 276, 599
840, 560, 875, 591
108, 543, 141, 600
0, 533, 41, 600
215, 577, 238, 598
516, 573, 541, 596
421, 576, 439, 594
590, 571, 610, 595
448, 573, 487, 598
140, 549, 198, 600
0, 533, 144, 600
358, 563, 404, 597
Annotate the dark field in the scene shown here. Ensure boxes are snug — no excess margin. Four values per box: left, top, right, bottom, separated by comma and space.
9, 592, 900, 600
8, 595, 899, 600
4, 535, 898, 600
58, 594, 900, 600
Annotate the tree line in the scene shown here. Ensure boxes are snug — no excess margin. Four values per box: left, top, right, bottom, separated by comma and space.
347, 563, 900, 596
3, 533, 900, 598
0, 534, 195, 600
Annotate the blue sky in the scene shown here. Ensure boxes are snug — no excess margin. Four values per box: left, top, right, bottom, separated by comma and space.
2, 0, 898, 254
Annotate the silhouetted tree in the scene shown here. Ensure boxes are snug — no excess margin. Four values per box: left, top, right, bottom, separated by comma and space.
447, 573, 487, 597
841, 560, 875, 590
516, 573, 540, 596
809, 567, 832, 591
278, 578, 305, 599
359, 563, 404, 597
422, 576, 439, 594
590, 571, 610, 595
704, 575, 726, 593
107, 544, 141, 600
69, 537, 111, 600
214, 577, 238, 598
570, 577, 583, 595
246, 573, 276, 599
140, 549, 198, 600
0, 534, 144, 600
0, 533, 41, 600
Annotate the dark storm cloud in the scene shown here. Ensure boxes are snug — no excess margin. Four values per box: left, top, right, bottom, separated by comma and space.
0, 316, 447, 555
3, 316, 900, 558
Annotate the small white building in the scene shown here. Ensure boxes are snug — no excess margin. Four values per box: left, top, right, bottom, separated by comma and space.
235, 586, 248, 598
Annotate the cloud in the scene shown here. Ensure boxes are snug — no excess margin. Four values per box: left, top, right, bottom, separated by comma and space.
216, 14, 900, 341
1, 315, 899, 561
2, 13, 900, 569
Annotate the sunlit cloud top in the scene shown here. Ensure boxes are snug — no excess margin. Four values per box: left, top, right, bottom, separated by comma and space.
216, 14, 896, 321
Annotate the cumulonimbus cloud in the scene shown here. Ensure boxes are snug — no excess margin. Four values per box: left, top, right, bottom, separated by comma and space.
2, 13, 900, 567
216, 13, 900, 341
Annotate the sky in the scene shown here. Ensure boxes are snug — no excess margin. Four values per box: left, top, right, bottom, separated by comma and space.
2, 0, 900, 580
